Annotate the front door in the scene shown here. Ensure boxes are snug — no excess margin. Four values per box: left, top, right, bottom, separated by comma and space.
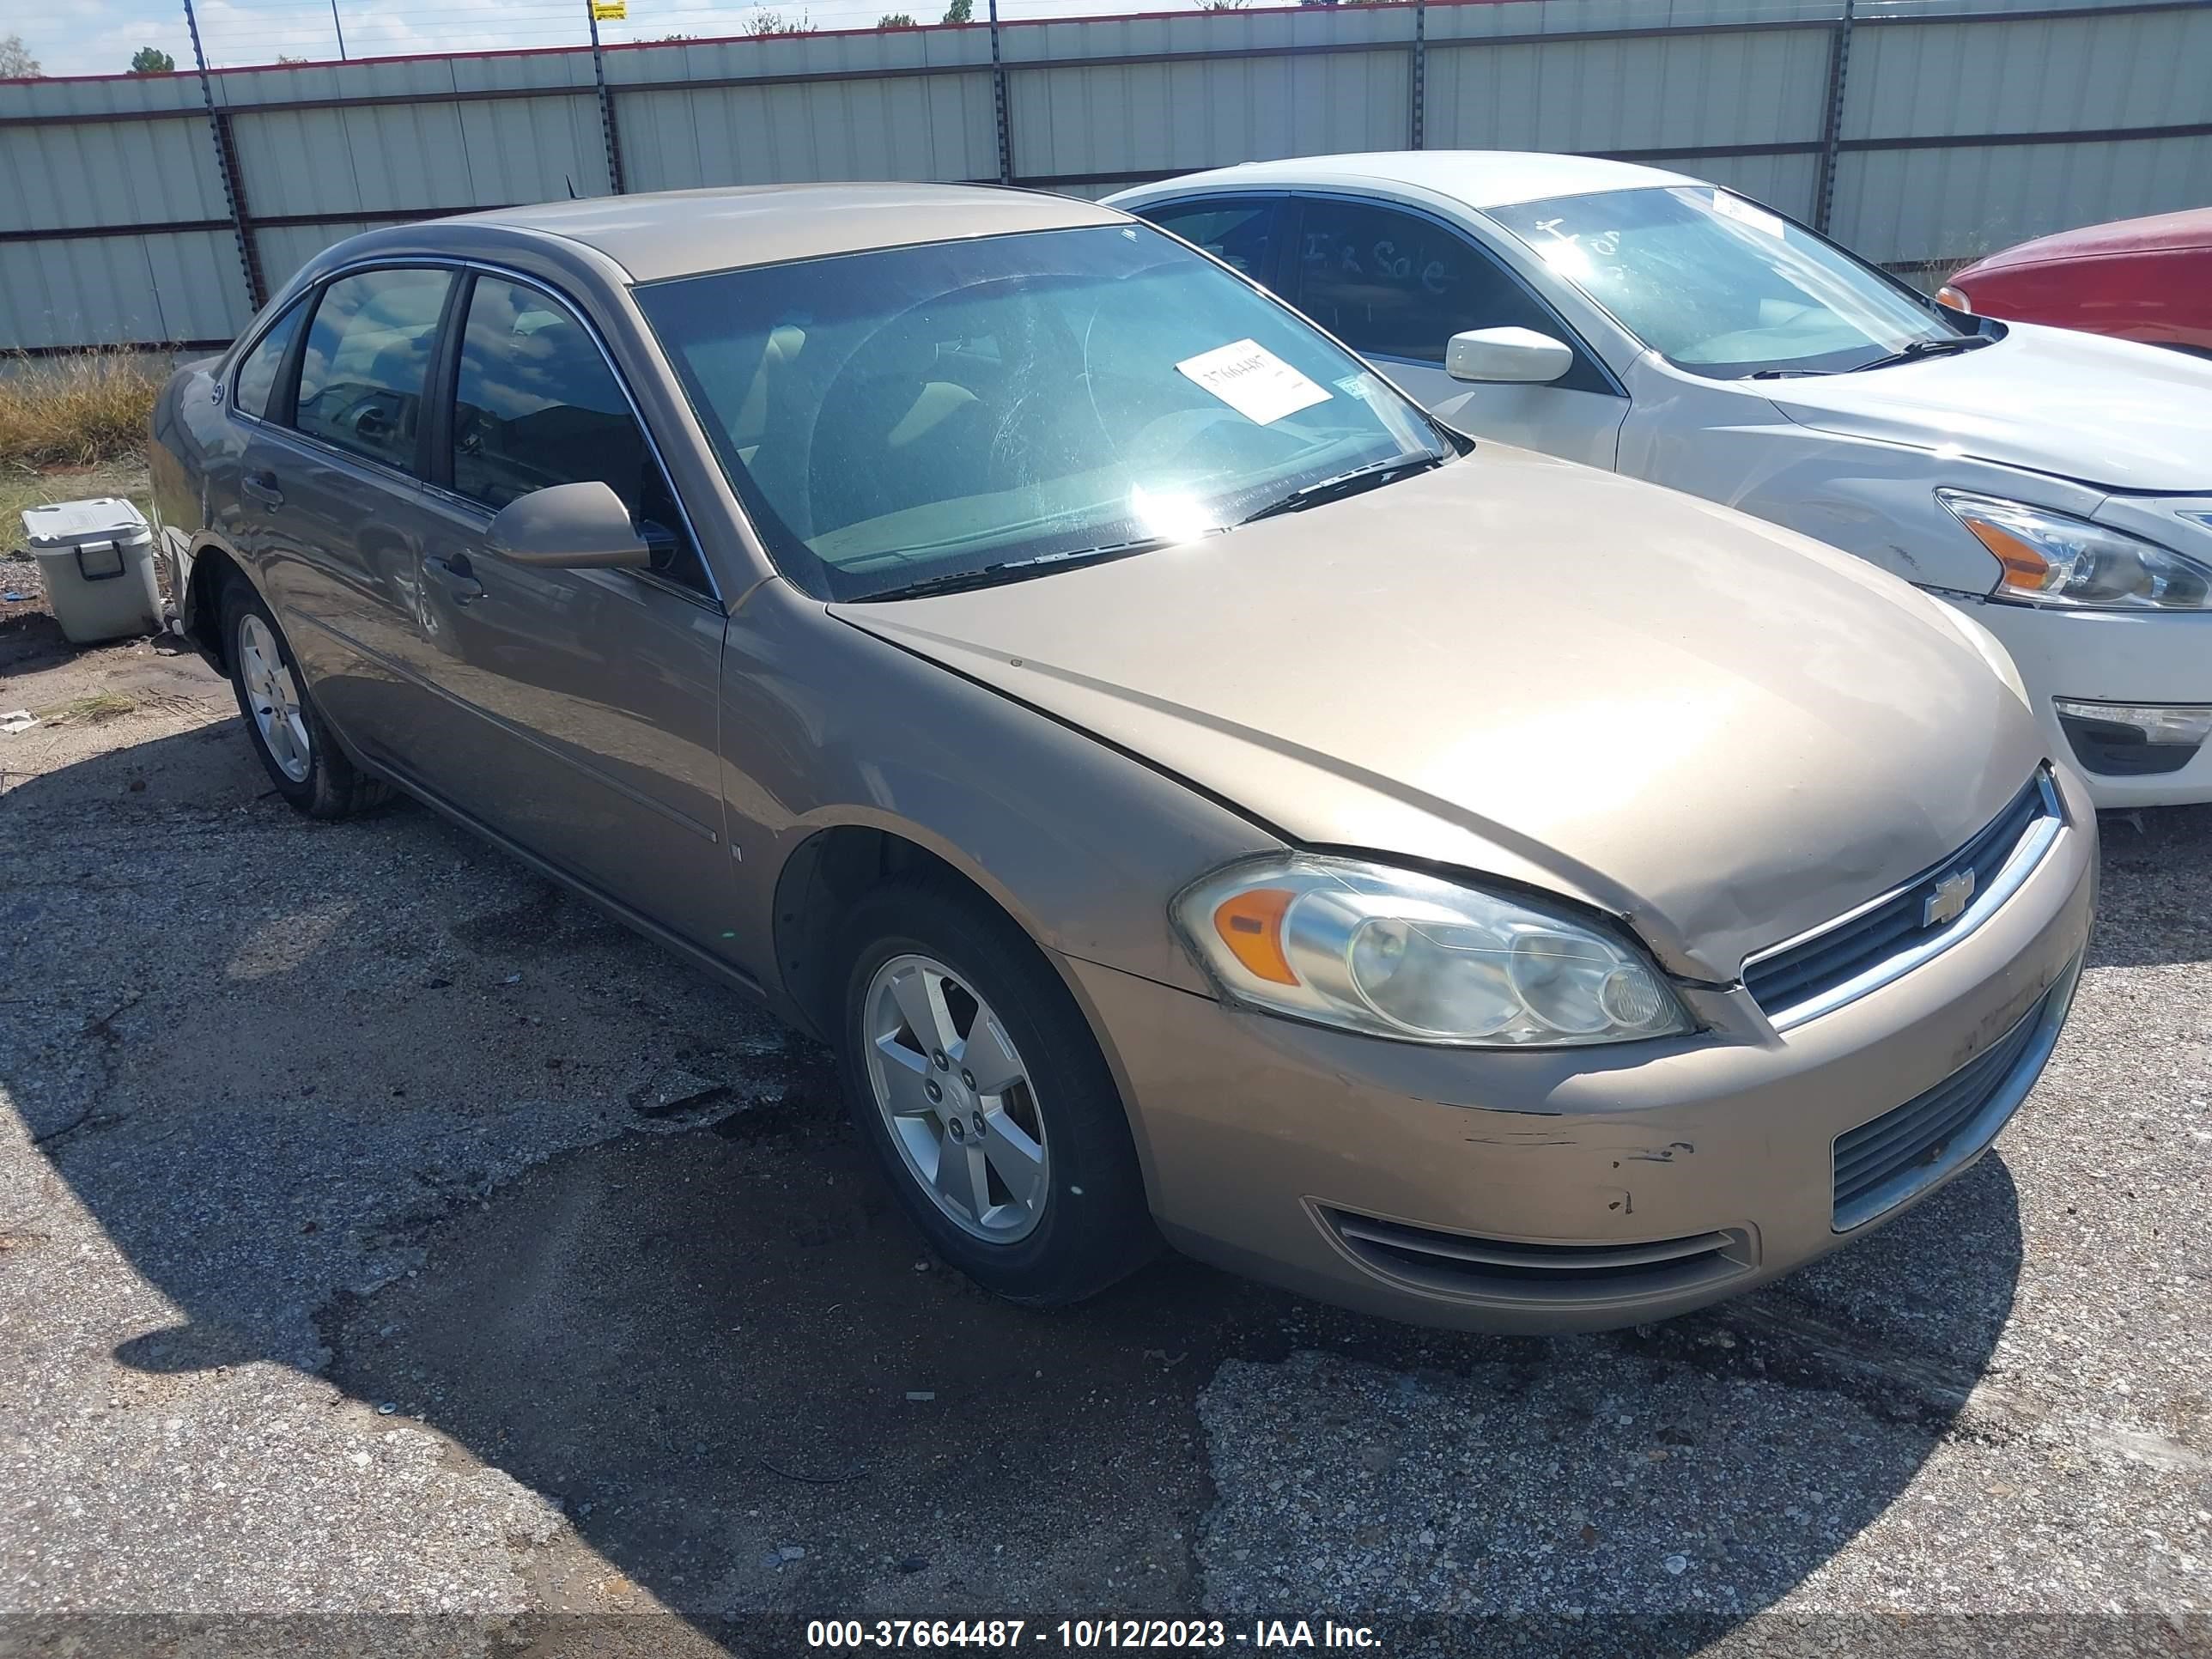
404, 271, 734, 948
1284, 194, 1629, 469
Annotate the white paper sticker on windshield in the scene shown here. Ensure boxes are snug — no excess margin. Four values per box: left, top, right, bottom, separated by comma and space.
1711, 191, 1785, 239
1176, 339, 1330, 426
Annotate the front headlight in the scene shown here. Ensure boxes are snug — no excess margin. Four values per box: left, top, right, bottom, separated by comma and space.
1937, 489, 2212, 611
1172, 854, 1691, 1048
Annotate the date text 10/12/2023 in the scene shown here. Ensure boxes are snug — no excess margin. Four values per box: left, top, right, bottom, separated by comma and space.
805, 1620, 1383, 1650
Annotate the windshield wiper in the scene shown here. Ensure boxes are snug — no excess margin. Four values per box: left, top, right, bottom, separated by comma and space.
1746, 334, 1992, 380
1847, 335, 1994, 373
1234, 455, 1444, 526
852, 538, 1170, 603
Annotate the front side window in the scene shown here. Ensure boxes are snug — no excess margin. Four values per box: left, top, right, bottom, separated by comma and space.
292, 267, 453, 471
447, 276, 707, 591
1487, 185, 1966, 378
233, 297, 305, 419
1140, 197, 1279, 281
636, 223, 1450, 602
1291, 197, 1589, 378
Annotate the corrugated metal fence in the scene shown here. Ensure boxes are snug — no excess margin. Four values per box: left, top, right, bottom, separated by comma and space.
3, 0, 2208, 353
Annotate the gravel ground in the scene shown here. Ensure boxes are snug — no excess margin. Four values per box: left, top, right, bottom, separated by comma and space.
1, 607, 2209, 1658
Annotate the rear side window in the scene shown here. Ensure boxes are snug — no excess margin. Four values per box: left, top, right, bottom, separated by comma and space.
1139, 197, 1279, 282
293, 267, 453, 472
448, 276, 708, 593
1291, 197, 1613, 392
233, 299, 305, 419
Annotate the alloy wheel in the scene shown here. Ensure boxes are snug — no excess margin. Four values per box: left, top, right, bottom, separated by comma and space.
863, 952, 1049, 1243
238, 612, 312, 783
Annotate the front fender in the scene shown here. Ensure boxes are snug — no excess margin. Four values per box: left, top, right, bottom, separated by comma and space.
1620, 370, 2106, 594
719, 581, 1284, 1008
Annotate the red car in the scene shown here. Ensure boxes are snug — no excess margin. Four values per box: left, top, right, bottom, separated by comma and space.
1939, 208, 2212, 358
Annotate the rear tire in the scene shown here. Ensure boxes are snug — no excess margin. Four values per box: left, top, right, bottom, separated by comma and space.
832, 875, 1159, 1306
222, 574, 387, 820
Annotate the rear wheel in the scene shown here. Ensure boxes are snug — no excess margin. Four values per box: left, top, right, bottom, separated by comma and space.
222, 576, 387, 819
833, 877, 1159, 1305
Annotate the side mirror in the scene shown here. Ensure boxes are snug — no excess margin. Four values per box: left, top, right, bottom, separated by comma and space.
485, 480, 652, 569
1444, 326, 1575, 386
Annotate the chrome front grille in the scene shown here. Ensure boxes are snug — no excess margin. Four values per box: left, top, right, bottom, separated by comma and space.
1321, 1208, 1756, 1305
1743, 769, 2061, 1030
1832, 961, 2078, 1230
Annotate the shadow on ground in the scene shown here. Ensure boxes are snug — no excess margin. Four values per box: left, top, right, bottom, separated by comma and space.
9, 722, 2151, 1655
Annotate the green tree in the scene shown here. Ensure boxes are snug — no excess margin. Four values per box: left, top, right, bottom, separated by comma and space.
878, 10, 917, 23
941, 0, 971, 21
129, 46, 177, 73
742, 8, 816, 33
0, 33, 41, 77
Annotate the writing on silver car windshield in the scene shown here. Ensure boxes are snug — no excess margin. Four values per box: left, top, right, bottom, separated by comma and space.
1488, 185, 1974, 380
635, 224, 1451, 602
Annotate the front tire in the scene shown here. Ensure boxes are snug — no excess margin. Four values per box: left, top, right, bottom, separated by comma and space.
222, 575, 387, 819
832, 877, 1159, 1306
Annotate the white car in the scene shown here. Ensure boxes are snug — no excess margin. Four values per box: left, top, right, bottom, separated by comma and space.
1108, 153, 2212, 807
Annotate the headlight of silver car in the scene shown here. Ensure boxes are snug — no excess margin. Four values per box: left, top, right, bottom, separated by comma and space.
1937, 489, 2212, 611
1172, 855, 1691, 1047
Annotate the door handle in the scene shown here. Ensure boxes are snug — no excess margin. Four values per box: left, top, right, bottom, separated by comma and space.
423, 553, 484, 605
240, 470, 283, 508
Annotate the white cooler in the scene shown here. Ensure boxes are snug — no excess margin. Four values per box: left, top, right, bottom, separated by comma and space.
21, 497, 162, 647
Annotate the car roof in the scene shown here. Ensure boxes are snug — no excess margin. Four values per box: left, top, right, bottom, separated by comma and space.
1111, 150, 1698, 211
434, 183, 1126, 283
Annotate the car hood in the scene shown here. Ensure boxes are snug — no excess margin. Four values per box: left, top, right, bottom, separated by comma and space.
1957, 207, 2212, 275
1766, 322, 2212, 492
830, 447, 2049, 981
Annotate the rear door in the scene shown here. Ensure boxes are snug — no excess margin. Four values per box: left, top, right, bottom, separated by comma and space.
238, 264, 458, 750
404, 270, 735, 946
1133, 195, 1289, 289
204, 293, 307, 590
1280, 194, 1628, 468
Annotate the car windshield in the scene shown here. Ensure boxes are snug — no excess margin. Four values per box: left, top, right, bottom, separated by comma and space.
1487, 185, 1967, 379
635, 223, 1451, 600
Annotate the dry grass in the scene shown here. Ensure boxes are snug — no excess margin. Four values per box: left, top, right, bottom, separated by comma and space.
0, 351, 164, 471
38, 691, 140, 726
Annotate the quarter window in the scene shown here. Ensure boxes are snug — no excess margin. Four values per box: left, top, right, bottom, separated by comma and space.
1291, 198, 1609, 392
293, 267, 453, 471
448, 276, 708, 593
233, 298, 305, 419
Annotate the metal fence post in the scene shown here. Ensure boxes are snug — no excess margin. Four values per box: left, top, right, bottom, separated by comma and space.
181, 0, 265, 319
585, 0, 628, 193
989, 0, 1013, 185
1409, 0, 1426, 149
1814, 0, 1855, 233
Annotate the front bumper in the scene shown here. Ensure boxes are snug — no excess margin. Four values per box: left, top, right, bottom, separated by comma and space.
1073, 769, 2098, 1334
1960, 596, 2212, 807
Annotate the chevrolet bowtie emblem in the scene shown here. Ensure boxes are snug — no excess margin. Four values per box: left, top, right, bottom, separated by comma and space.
1924, 868, 1976, 928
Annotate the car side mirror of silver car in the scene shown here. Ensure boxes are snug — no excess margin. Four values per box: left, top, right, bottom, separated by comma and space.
1444, 326, 1575, 386
486, 481, 653, 569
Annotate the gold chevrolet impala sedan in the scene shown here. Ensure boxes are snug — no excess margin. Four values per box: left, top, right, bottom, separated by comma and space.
149, 184, 2095, 1333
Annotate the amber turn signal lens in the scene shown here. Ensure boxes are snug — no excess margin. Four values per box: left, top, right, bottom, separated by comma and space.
1960, 518, 2053, 592
1212, 888, 1298, 984
1936, 285, 1971, 311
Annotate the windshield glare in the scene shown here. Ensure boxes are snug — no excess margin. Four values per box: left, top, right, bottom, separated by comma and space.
636, 224, 1449, 600
1487, 185, 1963, 378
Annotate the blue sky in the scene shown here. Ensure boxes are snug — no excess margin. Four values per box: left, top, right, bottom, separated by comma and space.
15, 0, 1219, 78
